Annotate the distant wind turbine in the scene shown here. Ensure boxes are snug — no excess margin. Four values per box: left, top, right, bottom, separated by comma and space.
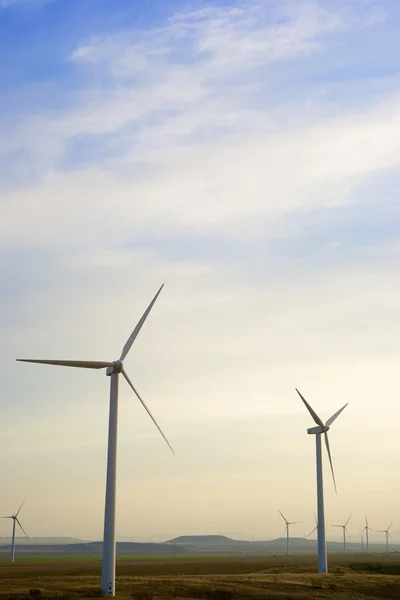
1, 496, 28, 562
307, 513, 330, 540
277, 510, 301, 556
378, 522, 392, 555
296, 388, 348, 574
331, 515, 351, 554
307, 513, 319, 538
358, 516, 372, 554
17, 285, 173, 597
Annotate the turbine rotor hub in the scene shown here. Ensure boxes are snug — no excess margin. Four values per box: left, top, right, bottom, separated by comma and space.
307, 425, 329, 435
106, 360, 124, 376
112, 360, 123, 373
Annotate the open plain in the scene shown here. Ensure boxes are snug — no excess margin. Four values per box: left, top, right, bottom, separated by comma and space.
0, 554, 400, 600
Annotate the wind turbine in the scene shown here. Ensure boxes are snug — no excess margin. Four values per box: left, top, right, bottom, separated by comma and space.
1, 496, 29, 562
307, 513, 318, 538
17, 285, 173, 596
378, 522, 392, 555
296, 388, 348, 574
331, 515, 351, 554
307, 513, 330, 541
277, 510, 301, 556
358, 516, 372, 554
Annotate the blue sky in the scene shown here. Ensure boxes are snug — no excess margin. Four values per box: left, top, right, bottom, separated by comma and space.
1, 0, 400, 544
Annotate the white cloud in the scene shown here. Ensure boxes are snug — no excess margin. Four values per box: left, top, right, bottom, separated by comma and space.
72, 2, 341, 76
1, 94, 400, 254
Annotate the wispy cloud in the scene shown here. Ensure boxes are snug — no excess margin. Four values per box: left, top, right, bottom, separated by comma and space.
0, 0, 52, 8
72, 2, 341, 74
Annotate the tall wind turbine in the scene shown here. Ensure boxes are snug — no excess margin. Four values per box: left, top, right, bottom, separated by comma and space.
1, 496, 28, 562
358, 516, 372, 554
331, 515, 351, 554
277, 510, 301, 556
296, 388, 348, 574
17, 285, 173, 596
378, 522, 392, 555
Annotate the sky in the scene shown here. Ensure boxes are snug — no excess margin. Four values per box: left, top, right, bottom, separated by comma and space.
0, 0, 400, 546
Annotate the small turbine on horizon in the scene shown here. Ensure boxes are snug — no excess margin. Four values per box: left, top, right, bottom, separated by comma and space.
277, 510, 301, 556
296, 388, 348, 574
1, 496, 29, 562
331, 515, 351, 554
378, 522, 392, 555
358, 515, 373, 554
17, 285, 173, 596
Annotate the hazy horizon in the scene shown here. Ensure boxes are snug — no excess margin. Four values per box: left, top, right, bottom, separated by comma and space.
1, 0, 399, 546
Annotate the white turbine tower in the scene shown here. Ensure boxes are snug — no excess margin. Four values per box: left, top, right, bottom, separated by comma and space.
331, 515, 351, 554
296, 388, 348, 574
378, 522, 392, 555
1, 496, 29, 562
277, 510, 301, 556
17, 285, 173, 596
358, 516, 372, 554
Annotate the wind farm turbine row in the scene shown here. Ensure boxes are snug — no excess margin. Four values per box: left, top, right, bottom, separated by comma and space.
279, 512, 393, 557
13, 285, 394, 595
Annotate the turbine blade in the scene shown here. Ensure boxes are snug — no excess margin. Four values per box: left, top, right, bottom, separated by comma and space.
307, 526, 317, 537
325, 403, 348, 427
345, 515, 352, 527
357, 527, 366, 536
16, 518, 28, 538
365, 515, 369, 528
277, 510, 288, 523
324, 431, 337, 493
120, 285, 164, 361
17, 359, 113, 369
331, 525, 342, 528
314, 512, 318, 526
121, 369, 174, 454
0, 516, 13, 519
388, 522, 393, 531
295, 389, 324, 427
16, 495, 27, 516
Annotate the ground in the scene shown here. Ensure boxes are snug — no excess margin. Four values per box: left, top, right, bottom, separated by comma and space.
0, 554, 399, 599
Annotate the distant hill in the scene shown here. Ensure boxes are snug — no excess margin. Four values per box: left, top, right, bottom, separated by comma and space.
0, 537, 89, 546
0, 541, 186, 556
168, 535, 236, 544
0, 534, 398, 557
164, 535, 399, 555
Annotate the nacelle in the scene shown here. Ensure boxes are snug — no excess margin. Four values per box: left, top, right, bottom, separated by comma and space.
307, 425, 328, 435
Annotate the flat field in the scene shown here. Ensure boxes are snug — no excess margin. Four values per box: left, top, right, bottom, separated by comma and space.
1, 554, 400, 600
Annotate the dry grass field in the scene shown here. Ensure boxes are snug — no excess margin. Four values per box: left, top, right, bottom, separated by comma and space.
0, 554, 399, 600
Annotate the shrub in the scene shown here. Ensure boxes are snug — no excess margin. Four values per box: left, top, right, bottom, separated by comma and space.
29, 589, 43, 599
209, 589, 234, 600
310, 578, 324, 590
131, 592, 153, 600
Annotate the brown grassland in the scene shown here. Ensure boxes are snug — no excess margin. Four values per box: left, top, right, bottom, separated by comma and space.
0, 554, 399, 600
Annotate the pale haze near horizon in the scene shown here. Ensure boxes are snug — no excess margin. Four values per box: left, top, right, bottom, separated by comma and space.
1, 0, 399, 546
